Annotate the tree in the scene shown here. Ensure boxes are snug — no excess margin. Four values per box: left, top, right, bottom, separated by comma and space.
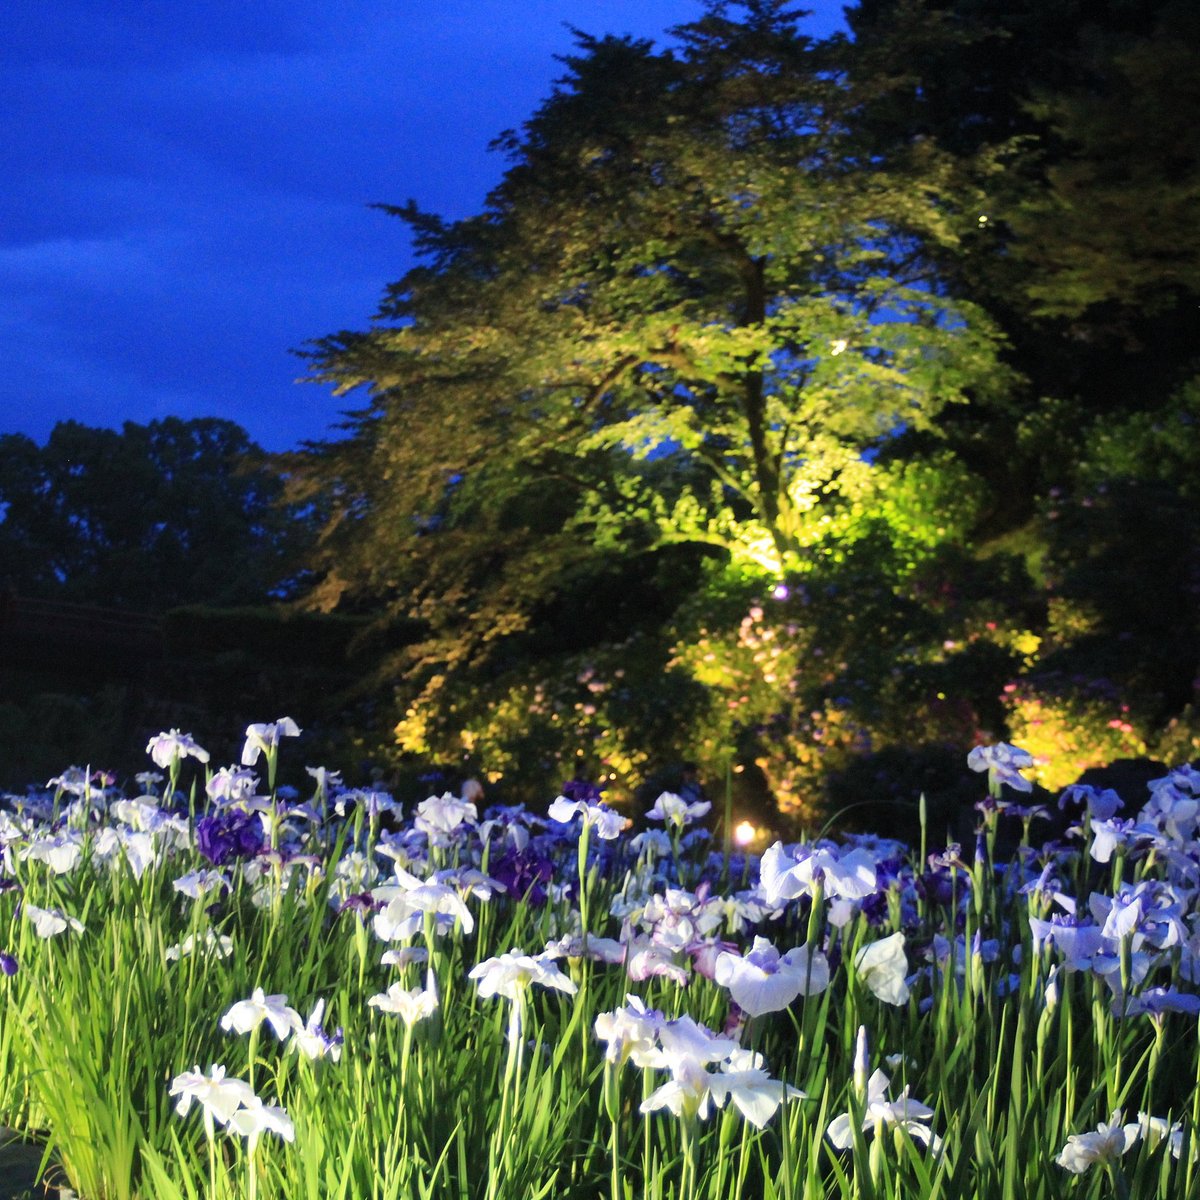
1009, 2, 1200, 320
289, 0, 1200, 807
299, 3, 1005, 646
0, 417, 310, 610
844, 0, 1200, 773
845, 0, 1200, 427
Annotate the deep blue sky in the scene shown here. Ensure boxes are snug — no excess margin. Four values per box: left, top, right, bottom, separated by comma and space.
2, 1, 847, 452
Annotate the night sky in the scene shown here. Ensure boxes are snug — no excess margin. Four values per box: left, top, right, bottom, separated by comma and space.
2, 1, 847, 453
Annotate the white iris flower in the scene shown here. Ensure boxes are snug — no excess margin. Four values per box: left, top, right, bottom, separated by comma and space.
827, 1068, 940, 1152
1055, 1112, 1140, 1173
165, 930, 234, 962
646, 791, 712, 829
469, 950, 578, 1002
24, 904, 84, 939
714, 936, 830, 1015
240, 718, 300, 767
227, 1094, 295, 1149
291, 998, 344, 1062
220, 987, 302, 1040
146, 729, 210, 771
169, 1064, 255, 1126
547, 796, 628, 840
368, 974, 439, 1027
967, 742, 1034, 794
855, 932, 910, 1006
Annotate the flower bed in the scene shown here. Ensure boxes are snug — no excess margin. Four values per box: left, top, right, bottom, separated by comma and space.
1, 724, 1198, 1198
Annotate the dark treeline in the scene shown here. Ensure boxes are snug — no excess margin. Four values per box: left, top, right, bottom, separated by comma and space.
0, 416, 310, 610
0, 418, 378, 788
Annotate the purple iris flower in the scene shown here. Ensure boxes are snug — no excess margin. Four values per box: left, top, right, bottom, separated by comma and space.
1120, 987, 1200, 1019
861, 891, 890, 926
483, 803, 532, 824
928, 844, 965, 871
1001, 803, 1051, 825
338, 892, 382, 918
1058, 784, 1123, 820
195, 809, 264, 866
915, 869, 956, 907
560, 777, 604, 805
490, 846, 556, 907
0, 952, 17, 976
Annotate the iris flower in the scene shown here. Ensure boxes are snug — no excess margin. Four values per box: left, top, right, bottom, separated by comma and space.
1115, 986, 1200, 1021
547, 796, 628, 840
544, 933, 626, 964
855, 932, 910, 1005
240, 718, 300, 767
23, 904, 84, 939
207, 766, 259, 805
1055, 1112, 1139, 1173
469, 950, 578, 1002
594, 996, 665, 1067
827, 1068, 940, 1152
1136, 1113, 1190, 1160
759, 842, 879, 906
639, 1036, 803, 1129
622, 935, 690, 987
165, 930, 234, 962
368, 974, 439, 1027
169, 1065, 255, 1126
371, 871, 476, 940
146, 729, 210, 771
967, 742, 1034, 794
380, 946, 428, 968
21, 834, 83, 875
414, 793, 477, 837
646, 791, 712, 829
91, 827, 157, 879
173, 869, 231, 901
291, 998, 344, 1061
714, 937, 830, 1016
635, 888, 723, 950
220, 987, 302, 1040
227, 1094, 294, 1148
471, 949, 577, 1047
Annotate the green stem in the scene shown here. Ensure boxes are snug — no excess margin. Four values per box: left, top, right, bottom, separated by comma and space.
605, 1062, 621, 1200
246, 1140, 258, 1200
247, 1026, 260, 1094
205, 1114, 218, 1200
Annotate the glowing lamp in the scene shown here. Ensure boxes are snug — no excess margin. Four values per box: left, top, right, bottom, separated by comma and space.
733, 821, 756, 847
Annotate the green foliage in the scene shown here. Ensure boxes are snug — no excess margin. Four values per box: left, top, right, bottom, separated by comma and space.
5, 729, 1200, 1198
1009, 1, 1200, 318
300, 2, 1011, 578
1001, 675, 1150, 792
665, 535, 1032, 823
289, 3, 1026, 808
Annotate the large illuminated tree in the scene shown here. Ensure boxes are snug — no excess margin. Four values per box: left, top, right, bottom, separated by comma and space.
304, 2, 1002, 585
294, 2, 1011, 777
